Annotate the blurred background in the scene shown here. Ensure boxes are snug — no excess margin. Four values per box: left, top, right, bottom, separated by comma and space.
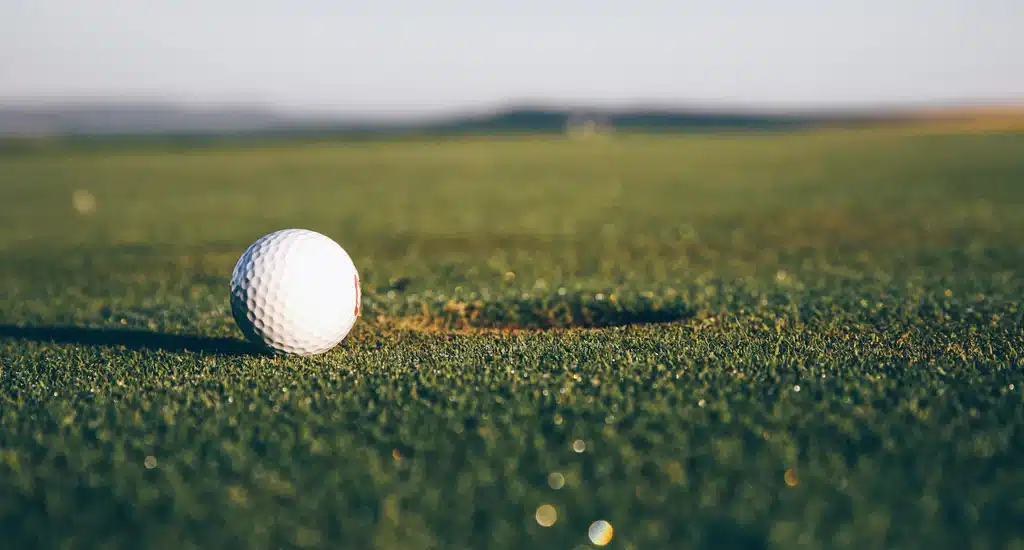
1, 0, 1021, 139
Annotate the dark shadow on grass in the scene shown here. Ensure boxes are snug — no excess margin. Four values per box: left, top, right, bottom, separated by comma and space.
576, 303, 694, 329
0, 324, 260, 356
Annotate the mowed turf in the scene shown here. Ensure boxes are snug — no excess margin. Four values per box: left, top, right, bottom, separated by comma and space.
1, 130, 1023, 549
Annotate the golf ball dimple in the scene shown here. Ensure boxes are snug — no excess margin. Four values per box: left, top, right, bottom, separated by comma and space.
230, 228, 361, 356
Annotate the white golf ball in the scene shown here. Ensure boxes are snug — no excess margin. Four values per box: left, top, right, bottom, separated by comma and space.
229, 228, 361, 355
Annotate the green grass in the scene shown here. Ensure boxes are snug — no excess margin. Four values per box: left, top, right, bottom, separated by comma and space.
1, 130, 1023, 549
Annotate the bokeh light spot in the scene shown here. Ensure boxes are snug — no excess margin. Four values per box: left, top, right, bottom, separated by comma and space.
589, 520, 613, 545
535, 504, 557, 527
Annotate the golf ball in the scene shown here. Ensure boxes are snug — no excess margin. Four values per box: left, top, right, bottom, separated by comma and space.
230, 228, 361, 355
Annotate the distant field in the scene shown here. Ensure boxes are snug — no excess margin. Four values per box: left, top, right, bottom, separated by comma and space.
1, 129, 1023, 549
845, 106, 1024, 135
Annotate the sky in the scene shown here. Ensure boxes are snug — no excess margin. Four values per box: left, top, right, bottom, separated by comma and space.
1, 0, 1022, 116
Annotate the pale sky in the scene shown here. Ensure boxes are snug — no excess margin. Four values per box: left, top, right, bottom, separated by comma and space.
1, 0, 1021, 115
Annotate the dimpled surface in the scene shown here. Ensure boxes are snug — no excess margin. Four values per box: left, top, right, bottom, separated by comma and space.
230, 229, 360, 355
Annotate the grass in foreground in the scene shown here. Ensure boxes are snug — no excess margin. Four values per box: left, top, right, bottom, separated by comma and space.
1, 130, 1023, 549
